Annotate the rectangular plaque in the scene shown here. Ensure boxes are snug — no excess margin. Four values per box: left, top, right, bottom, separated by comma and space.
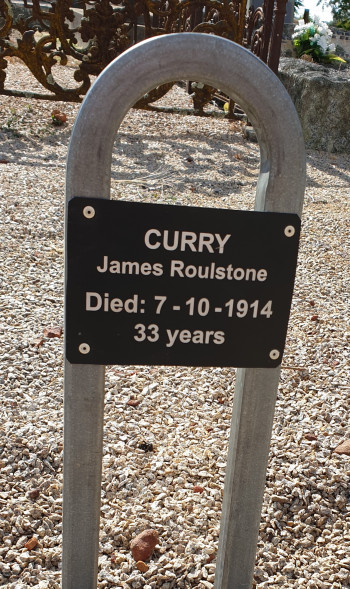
66, 198, 300, 367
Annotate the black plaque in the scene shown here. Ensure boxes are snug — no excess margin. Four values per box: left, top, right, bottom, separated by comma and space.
66, 198, 301, 367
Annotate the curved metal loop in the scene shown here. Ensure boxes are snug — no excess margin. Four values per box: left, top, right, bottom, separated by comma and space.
67, 33, 306, 216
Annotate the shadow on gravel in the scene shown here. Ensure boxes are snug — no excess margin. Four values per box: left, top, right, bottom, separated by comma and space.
306, 151, 350, 188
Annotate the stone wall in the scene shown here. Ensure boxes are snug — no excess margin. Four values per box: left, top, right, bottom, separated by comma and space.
278, 58, 350, 153
330, 27, 350, 59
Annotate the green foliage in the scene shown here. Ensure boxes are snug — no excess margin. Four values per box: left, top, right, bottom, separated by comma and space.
328, 0, 350, 26
294, 0, 304, 14
334, 17, 350, 28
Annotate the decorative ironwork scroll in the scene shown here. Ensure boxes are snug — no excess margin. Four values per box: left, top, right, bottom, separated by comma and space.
1, 0, 287, 111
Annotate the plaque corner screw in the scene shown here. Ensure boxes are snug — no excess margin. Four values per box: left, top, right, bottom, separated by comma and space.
284, 225, 295, 237
83, 206, 95, 219
79, 343, 90, 354
269, 349, 280, 360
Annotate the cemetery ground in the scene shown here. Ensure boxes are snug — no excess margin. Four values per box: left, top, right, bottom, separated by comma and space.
0, 60, 349, 589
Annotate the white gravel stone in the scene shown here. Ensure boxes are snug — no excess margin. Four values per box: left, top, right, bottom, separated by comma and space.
0, 59, 349, 588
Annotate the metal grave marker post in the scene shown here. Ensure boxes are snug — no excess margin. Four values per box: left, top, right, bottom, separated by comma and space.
64, 33, 305, 589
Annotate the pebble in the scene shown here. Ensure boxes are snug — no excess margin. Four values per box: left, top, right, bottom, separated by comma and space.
28, 489, 41, 500
130, 529, 159, 562
333, 439, 350, 455
136, 560, 149, 572
24, 538, 39, 551
43, 326, 62, 338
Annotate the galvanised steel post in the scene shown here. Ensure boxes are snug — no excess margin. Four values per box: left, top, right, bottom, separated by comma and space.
63, 33, 305, 589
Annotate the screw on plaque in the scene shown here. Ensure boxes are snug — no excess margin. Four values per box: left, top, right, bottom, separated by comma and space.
83, 206, 95, 219
284, 225, 295, 237
79, 343, 91, 354
269, 349, 280, 360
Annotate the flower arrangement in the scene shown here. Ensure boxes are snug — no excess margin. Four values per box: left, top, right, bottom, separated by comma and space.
292, 17, 345, 63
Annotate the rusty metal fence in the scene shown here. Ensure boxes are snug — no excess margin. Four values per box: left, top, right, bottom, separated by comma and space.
1, 0, 288, 113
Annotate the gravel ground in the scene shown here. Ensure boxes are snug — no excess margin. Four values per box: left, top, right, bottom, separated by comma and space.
0, 60, 349, 589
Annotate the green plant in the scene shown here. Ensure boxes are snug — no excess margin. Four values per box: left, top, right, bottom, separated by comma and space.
294, 0, 304, 13
329, 0, 350, 28
292, 17, 346, 62
335, 18, 350, 28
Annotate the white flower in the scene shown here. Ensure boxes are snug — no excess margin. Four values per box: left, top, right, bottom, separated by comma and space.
293, 22, 309, 34
293, 17, 336, 57
317, 36, 327, 52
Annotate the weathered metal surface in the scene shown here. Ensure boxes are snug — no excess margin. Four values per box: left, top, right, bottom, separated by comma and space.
1, 0, 287, 111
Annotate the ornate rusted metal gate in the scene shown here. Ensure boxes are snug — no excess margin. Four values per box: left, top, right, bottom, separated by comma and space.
1, 0, 288, 112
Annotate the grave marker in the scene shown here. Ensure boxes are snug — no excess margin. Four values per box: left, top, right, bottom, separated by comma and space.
66, 198, 300, 367
63, 33, 305, 589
